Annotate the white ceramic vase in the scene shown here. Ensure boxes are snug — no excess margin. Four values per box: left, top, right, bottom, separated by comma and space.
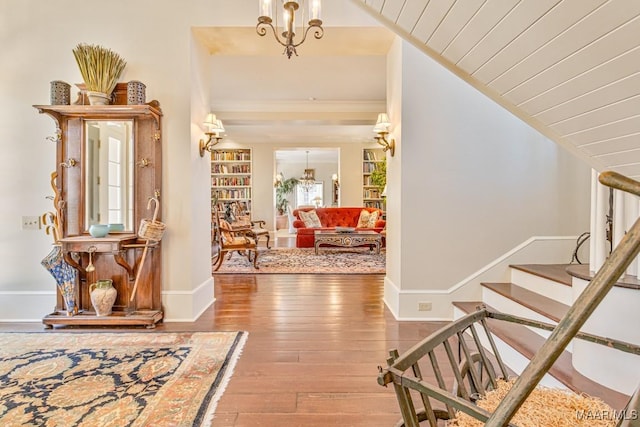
86, 91, 110, 105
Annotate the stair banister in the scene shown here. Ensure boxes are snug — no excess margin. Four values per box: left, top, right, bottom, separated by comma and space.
486, 171, 640, 427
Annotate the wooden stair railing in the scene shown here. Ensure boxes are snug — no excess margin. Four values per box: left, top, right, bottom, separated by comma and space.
378, 171, 640, 427
487, 171, 640, 426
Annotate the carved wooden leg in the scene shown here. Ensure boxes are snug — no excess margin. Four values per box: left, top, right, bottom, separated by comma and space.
265, 233, 271, 249
213, 249, 225, 271
252, 249, 259, 269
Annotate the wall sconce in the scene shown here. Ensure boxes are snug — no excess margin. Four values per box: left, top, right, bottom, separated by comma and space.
199, 113, 225, 157
373, 113, 395, 157
331, 173, 339, 188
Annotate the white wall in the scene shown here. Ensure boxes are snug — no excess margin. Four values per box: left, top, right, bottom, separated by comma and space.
385, 40, 592, 319
0, 1, 230, 320
0, 1, 592, 323
0, 0, 198, 321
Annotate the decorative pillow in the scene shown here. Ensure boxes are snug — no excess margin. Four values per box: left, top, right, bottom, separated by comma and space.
356, 210, 371, 228
366, 210, 380, 228
299, 210, 322, 228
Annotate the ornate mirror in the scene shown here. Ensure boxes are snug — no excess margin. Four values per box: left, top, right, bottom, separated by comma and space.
84, 120, 134, 231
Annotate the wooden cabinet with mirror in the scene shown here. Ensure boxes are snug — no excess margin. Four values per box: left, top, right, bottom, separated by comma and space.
34, 103, 163, 328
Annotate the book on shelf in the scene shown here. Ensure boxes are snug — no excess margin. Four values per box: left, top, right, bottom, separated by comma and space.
363, 149, 379, 161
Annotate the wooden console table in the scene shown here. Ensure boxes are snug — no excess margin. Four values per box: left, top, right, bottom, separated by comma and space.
43, 234, 163, 329
314, 230, 382, 255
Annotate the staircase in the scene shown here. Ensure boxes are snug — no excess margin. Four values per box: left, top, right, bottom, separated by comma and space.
453, 264, 631, 410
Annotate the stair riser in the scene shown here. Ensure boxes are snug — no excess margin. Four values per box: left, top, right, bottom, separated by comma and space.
453, 307, 568, 390
510, 269, 572, 305
482, 289, 573, 353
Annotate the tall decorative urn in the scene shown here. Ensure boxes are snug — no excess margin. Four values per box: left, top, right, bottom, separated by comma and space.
90, 279, 117, 316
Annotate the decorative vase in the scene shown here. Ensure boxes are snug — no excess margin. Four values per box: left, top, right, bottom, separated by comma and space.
108, 223, 125, 232
50, 80, 71, 105
90, 279, 117, 316
127, 80, 146, 105
275, 214, 288, 230
89, 224, 109, 237
86, 91, 110, 105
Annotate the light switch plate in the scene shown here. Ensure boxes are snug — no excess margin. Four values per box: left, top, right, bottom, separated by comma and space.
22, 216, 41, 230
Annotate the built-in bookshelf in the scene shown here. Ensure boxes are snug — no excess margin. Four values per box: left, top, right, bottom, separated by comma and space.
210, 149, 252, 214
362, 148, 385, 210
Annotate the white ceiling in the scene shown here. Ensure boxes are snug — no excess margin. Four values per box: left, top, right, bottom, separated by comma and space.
193, 26, 395, 145
354, 0, 640, 179
274, 148, 339, 163
193, 0, 640, 177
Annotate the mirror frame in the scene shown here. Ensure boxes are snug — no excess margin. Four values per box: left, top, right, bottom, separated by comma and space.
34, 104, 162, 238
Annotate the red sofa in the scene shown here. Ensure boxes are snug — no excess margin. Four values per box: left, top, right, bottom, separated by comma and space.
292, 207, 385, 248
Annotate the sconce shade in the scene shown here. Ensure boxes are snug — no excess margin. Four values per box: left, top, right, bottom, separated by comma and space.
373, 113, 391, 133
213, 119, 225, 133
203, 113, 217, 127
199, 112, 225, 157
376, 113, 390, 127
373, 112, 395, 156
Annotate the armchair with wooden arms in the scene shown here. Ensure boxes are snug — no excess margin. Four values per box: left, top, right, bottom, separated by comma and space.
229, 202, 271, 249
211, 207, 259, 271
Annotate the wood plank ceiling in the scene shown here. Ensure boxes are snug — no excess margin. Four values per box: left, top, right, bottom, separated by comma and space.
354, 0, 640, 179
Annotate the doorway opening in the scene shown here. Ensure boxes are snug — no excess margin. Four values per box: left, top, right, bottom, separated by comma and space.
273, 148, 340, 235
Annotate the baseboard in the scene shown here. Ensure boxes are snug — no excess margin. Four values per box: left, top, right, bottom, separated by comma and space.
384, 236, 579, 321
0, 290, 56, 322
162, 277, 215, 322
0, 281, 216, 323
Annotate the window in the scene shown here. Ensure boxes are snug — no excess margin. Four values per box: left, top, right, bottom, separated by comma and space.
296, 182, 323, 207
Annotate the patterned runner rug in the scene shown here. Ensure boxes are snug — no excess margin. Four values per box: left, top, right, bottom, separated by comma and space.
0, 331, 247, 426
214, 247, 385, 274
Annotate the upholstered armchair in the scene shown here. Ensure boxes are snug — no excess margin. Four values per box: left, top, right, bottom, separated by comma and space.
211, 208, 259, 271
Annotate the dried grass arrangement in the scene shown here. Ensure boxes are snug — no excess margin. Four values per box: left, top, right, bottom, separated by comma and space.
450, 378, 616, 427
72, 43, 126, 96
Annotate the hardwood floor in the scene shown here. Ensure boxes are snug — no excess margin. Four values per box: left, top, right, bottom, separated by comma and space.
0, 236, 448, 426
205, 274, 446, 426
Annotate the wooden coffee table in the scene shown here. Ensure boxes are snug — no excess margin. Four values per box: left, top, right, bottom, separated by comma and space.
314, 230, 382, 255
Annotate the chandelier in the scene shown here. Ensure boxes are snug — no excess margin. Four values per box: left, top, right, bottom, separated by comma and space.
257, 0, 324, 59
299, 151, 315, 192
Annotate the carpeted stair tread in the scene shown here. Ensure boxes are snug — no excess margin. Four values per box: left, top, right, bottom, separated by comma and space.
452, 301, 630, 410
481, 282, 569, 323
509, 264, 573, 286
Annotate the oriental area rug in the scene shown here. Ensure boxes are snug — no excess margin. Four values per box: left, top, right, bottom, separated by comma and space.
213, 247, 386, 274
0, 331, 247, 427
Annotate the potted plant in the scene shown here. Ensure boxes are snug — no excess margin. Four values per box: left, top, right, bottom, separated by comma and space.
370, 157, 387, 210
72, 43, 126, 105
370, 157, 386, 191
276, 177, 299, 215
